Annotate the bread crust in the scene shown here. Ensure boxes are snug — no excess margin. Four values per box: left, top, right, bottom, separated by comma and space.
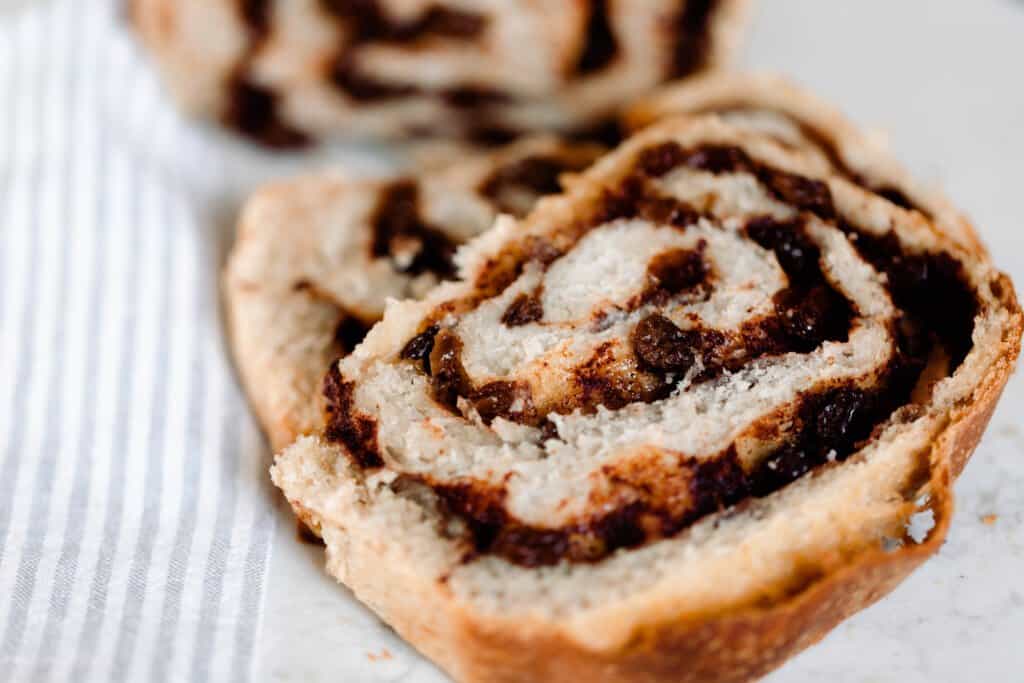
273, 115, 1022, 682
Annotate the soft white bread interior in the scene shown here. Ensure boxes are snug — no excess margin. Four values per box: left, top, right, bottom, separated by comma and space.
273, 115, 1021, 682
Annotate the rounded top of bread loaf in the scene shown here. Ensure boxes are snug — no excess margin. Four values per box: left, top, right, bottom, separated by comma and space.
626, 71, 979, 249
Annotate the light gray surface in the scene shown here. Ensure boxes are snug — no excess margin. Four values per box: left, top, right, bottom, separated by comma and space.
261, 2, 1024, 682
0, 0, 32, 13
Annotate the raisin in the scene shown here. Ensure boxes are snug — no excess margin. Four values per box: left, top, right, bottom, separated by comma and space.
632, 314, 697, 373
501, 292, 544, 326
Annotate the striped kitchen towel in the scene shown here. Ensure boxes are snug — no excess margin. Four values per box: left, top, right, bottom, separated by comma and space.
0, 1, 389, 681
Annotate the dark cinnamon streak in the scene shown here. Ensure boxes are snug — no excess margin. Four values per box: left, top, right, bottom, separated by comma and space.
699, 105, 930, 217
325, 141, 978, 567
223, 77, 311, 149
636, 243, 709, 307
321, 1, 487, 102
409, 373, 909, 568
334, 315, 373, 354
292, 279, 373, 353
637, 142, 837, 217
481, 155, 596, 218
226, 1, 311, 148
575, 0, 618, 74
373, 152, 598, 281
424, 332, 538, 425
423, 379, 879, 567
876, 186, 916, 211
568, 119, 627, 148
323, 366, 383, 469
239, 0, 271, 35
502, 292, 544, 327
371, 180, 458, 279
361, 151, 597, 297
671, 0, 718, 76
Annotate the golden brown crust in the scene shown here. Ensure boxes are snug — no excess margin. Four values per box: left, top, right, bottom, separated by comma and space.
942, 275, 1022, 478
456, 532, 939, 683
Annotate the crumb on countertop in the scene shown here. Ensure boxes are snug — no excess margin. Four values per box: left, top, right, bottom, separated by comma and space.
981, 514, 998, 526
367, 648, 393, 662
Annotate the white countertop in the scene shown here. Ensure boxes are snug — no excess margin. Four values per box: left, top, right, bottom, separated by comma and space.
259, 2, 1024, 681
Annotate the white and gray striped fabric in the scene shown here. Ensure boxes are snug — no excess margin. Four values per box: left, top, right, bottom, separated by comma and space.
0, 2, 387, 681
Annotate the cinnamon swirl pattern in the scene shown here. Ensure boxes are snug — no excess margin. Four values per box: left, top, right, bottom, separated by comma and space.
305, 118, 987, 565
224, 136, 604, 451
272, 116, 1020, 681
626, 72, 979, 249
129, 0, 749, 146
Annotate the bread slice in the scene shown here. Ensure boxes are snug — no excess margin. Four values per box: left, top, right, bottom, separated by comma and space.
129, 0, 750, 145
625, 71, 979, 250
272, 115, 1021, 682
224, 136, 604, 451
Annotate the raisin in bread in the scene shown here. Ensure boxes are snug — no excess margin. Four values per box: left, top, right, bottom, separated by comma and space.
271, 115, 1022, 682
129, 0, 749, 146
224, 136, 604, 451
626, 71, 979, 249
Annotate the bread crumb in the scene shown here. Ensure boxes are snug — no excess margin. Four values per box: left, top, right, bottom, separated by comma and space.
981, 514, 998, 526
367, 648, 393, 662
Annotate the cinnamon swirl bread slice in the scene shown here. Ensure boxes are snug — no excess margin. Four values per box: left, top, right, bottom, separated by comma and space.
129, 0, 749, 145
626, 72, 979, 249
272, 116, 1021, 682
224, 136, 603, 451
